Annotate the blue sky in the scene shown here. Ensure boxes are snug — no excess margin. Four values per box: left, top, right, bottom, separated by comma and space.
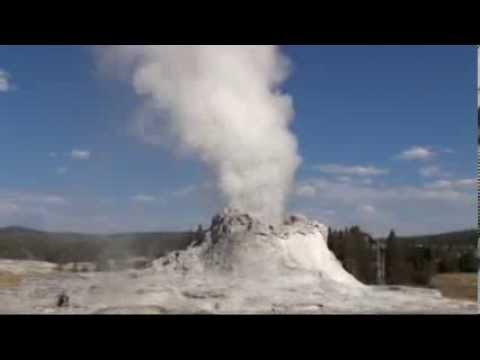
0, 45, 477, 236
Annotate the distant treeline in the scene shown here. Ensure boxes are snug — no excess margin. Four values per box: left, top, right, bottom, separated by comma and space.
0, 227, 197, 264
0, 226, 477, 285
328, 227, 478, 286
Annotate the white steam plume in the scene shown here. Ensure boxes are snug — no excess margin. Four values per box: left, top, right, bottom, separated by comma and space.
99, 46, 302, 223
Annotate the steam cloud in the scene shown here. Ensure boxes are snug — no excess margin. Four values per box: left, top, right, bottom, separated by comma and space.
99, 46, 302, 223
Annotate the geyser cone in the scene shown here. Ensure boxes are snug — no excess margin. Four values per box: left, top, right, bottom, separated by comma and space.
155, 209, 364, 289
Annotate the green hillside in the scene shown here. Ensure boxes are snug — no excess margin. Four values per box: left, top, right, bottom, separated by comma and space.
0, 226, 197, 264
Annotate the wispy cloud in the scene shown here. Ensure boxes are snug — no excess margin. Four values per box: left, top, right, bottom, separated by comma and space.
71, 149, 91, 160
49, 152, 57, 158
131, 194, 156, 203
171, 183, 214, 199
300, 177, 474, 204
172, 185, 199, 198
292, 176, 476, 236
358, 205, 376, 215
397, 146, 436, 161
0, 201, 19, 214
295, 184, 317, 198
0, 69, 11, 93
56, 167, 68, 175
0, 191, 69, 212
41, 195, 69, 206
314, 164, 389, 177
0, 187, 217, 233
419, 165, 442, 178
337, 176, 352, 183
425, 178, 476, 190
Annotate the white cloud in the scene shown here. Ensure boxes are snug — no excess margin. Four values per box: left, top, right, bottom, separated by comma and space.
0, 201, 19, 214
56, 167, 68, 175
337, 176, 352, 183
295, 184, 317, 198
171, 183, 214, 199
0, 188, 217, 234
49, 152, 57, 158
397, 146, 436, 161
1, 192, 68, 207
296, 178, 476, 205
426, 178, 476, 191
292, 176, 476, 236
131, 194, 156, 203
0, 69, 11, 93
314, 164, 389, 176
41, 195, 69, 206
419, 166, 442, 178
71, 149, 91, 160
359, 205, 376, 214
0, 191, 69, 226
172, 185, 199, 198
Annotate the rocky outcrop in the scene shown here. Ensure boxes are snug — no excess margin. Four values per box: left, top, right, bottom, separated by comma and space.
154, 209, 362, 288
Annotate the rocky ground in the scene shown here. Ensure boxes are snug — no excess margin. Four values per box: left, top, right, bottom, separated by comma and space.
0, 210, 477, 315
0, 259, 477, 314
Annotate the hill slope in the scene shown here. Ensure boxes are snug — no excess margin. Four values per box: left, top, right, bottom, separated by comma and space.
0, 227, 197, 263
393, 230, 477, 248
0, 226, 476, 266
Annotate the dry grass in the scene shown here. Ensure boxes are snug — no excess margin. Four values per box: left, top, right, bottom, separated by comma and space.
430, 273, 477, 302
0, 271, 23, 289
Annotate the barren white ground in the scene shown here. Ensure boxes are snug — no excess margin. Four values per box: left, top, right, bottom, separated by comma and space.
0, 211, 477, 314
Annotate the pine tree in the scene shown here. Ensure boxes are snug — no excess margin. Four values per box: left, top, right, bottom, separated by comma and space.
385, 230, 399, 284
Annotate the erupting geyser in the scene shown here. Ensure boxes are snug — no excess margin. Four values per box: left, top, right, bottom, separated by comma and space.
97, 45, 366, 298
98, 45, 302, 224
98, 45, 364, 296
95, 46, 371, 310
